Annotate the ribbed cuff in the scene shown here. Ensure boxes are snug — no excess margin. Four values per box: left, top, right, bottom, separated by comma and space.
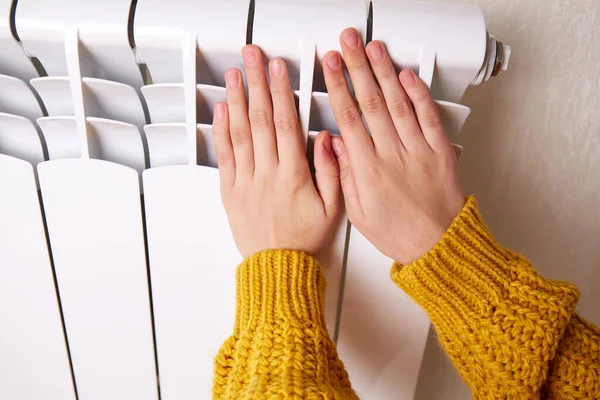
391, 197, 579, 319
234, 249, 327, 335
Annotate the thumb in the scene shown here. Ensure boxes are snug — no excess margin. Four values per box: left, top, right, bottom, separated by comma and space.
313, 131, 341, 217
330, 135, 362, 217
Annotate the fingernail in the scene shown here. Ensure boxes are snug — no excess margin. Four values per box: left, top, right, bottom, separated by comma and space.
226, 69, 240, 88
400, 69, 416, 86
342, 30, 359, 48
326, 52, 341, 70
215, 103, 225, 120
270, 59, 283, 77
331, 138, 343, 157
241, 48, 257, 67
368, 42, 384, 61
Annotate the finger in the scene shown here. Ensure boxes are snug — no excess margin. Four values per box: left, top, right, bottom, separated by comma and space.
339, 28, 400, 153
365, 41, 428, 153
313, 131, 341, 217
323, 50, 375, 167
225, 68, 254, 178
212, 102, 235, 187
331, 136, 362, 218
241, 45, 278, 171
268, 58, 305, 169
399, 69, 451, 153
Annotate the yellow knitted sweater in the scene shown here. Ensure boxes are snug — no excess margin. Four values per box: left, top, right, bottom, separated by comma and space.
213, 197, 600, 399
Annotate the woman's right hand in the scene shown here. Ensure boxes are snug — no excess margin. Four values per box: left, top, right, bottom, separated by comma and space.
212, 45, 342, 258
323, 28, 466, 265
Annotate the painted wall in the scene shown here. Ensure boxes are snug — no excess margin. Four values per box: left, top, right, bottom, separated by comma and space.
415, 0, 600, 398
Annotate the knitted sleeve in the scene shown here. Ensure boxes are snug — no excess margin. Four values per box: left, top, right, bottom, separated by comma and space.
392, 197, 600, 399
212, 249, 357, 399
542, 314, 600, 398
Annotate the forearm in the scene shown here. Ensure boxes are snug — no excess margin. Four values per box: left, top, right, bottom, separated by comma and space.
392, 197, 585, 399
213, 250, 357, 399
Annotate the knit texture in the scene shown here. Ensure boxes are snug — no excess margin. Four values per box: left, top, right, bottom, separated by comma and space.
213, 249, 357, 399
213, 197, 600, 399
541, 314, 600, 398
392, 197, 600, 399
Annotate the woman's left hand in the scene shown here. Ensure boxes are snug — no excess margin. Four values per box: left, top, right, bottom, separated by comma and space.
212, 45, 342, 258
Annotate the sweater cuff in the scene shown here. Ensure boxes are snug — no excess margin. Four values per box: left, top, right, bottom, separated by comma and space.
235, 249, 327, 335
391, 197, 579, 318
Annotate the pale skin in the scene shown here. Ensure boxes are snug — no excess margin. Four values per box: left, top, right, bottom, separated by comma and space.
212, 27, 465, 265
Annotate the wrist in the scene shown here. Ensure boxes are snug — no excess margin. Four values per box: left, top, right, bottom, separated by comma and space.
392, 196, 580, 316
392, 195, 467, 265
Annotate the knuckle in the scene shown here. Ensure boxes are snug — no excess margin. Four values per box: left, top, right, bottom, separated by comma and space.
249, 110, 272, 131
246, 73, 264, 86
388, 98, 412, 119
346, 57, 368, 70
286, 169, 309, 191
389, 152, 406, 170
440, 148, 459, 165
377, 66, 396, 79
274, 115, 298, 132
339, 165, 353, 181
270, 81, 288, 94
323, 159, 341, 177
360, 91, 387, 115
326, 202, 340, 217
367, 166, 381, 180
255, 172, 272, 189
212, 125, 225, 137
217, 150, 232, 166
230, 129, 250, 146
328, 75, 348, 89
335, 105, 362, 127
411, 87, 430, 102
422, 110, 442, 129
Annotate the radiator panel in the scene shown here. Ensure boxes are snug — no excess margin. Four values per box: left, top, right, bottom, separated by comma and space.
143, 165, 238, 399
143, 163, 347, 399
144, 123, 188, 168
38, 159, 158, 400
337, 227, 431, 399
0, 0, 508, 397
0, 155, 76, 400
142, 84, 186, 124
82, 78, 147, 129
30, 77, 75, 116
0, 75, 44, 120
37, 116, 81, 160
0, 112, 45, 166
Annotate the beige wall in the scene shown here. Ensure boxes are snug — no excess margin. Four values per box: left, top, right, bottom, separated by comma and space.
415, 0, 600, 398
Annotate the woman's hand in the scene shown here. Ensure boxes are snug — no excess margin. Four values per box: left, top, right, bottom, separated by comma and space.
212, 45, 341, 258
323, 28, 466, 265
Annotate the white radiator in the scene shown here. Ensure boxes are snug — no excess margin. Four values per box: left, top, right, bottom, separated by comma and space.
0, 0, 510, 399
